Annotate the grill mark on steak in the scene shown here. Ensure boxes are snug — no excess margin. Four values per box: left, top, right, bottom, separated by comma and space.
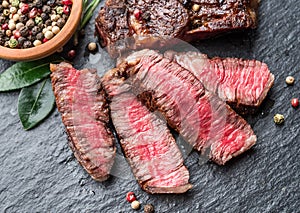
164, 51, 274, 112
120, 50, 257, 165
95, 0, 258, 52
102, 64, 192, 194
50, 62, 116, 181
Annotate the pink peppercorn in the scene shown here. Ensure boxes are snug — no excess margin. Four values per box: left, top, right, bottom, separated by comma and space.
2, 23, 8, 31
133, 9, 141, 20
29, 8, 38, 19
291, 98, 299, 108
63, 5, 70, 15
126, 192, 136, 203
20, 4, 29, 14
62, 0, 73, 5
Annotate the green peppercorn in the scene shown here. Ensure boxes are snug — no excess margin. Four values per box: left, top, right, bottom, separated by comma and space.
9, 38, 18, 48
11, 0, 19, 7
35, 16, 43, 25
56, 6, 63, 14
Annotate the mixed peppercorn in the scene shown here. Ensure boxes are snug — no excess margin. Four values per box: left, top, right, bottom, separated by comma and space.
0, 0, 72, 49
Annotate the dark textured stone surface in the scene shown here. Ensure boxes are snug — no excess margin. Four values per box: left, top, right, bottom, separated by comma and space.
0, 1, 300, 212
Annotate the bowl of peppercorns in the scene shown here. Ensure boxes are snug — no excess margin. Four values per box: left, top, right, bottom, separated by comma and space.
0, 0, 82, 61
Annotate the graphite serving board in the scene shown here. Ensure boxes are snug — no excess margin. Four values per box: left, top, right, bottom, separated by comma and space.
0, 1, 299, 212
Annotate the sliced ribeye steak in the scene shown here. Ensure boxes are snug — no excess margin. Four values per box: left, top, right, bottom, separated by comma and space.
102, 64, 192, 194
120, 50, 256, 165
50, 62, 116, 181
95, 0, 258, 53
165, 51, 274, 111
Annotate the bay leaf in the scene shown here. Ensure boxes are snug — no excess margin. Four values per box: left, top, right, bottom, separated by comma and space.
18, 79, 55, 130
0, 55, 63, 92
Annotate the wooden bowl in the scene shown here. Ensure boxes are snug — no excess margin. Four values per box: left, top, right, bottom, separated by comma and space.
0, 1, 82, 61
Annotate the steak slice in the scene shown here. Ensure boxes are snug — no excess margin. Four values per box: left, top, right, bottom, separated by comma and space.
102, 64, 192, 194
121, 51, 256, 165
182, 0, 259, 41
165, 51, 274, 112
50, 62, 116, 181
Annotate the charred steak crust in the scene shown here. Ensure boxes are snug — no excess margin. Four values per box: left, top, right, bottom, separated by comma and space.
95, 0, 258, 49
164, 51, 274, 112
120, 50, 257, 165
50, 62, 116, 181
102, 65, 192, 194
182, 0, 258, 40
95, 0, 188, 50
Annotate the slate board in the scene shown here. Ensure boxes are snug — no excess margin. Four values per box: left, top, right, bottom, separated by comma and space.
0, 1, 299, 212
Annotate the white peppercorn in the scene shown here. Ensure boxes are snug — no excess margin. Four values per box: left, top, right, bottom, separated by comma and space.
5, 29, 12, 37
274, 114, 284, 125
33, 39, 42, 46
131, 200, 140, 210
88, 42, 97, 51
16, 22, 24, 30
12, 14, 19, 22
10, 7, 17, 14
8, 22, 16, 30
44, 30, 54, 39
2, 1, 9, 8
51, 26, 60, 34
285, 76, 294, 85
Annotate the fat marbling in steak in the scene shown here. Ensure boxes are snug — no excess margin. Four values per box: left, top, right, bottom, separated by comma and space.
50, 62, 116, 181
101, 64, 192, 194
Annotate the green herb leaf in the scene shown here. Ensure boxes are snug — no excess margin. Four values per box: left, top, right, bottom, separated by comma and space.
18, 78, 55, 130
80, 0, 101, 30
0, 55, 63, 92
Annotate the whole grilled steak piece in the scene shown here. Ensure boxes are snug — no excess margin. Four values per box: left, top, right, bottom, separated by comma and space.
165, 51, 274, 112
182, 0, 258, 40
102, 65, 192, 194
50, 62, 116, 181
95, 0, 189, 55
121, 51, 256, 165
95, 0, 258, 52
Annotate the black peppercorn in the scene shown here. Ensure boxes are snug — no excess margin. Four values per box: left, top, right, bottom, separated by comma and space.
35, 0, 43, 8
36, 32, 44, 40
0, 16, 5, 24
0, 5, 3, 13
0, 38, 5, 46
23, 40, 32, 48
47, 0, 56, 6
45, 19, 52, 26
0, 30, 4, 37
19, 15, 28, 23
41, 13, 48, 21
42, 5, 51, 13
19, 26, 29, 37
56, 18, 65, 28
18, 37, 26, 45
31, 26, 41, 35
27, 35, 34, 41
26, 19, 35, 29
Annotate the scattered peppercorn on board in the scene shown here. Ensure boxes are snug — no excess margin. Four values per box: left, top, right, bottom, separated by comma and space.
0, 0, 299, 212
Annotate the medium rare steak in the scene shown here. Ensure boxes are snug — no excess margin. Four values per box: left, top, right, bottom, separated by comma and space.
95, 0, 258, 53
165, 51, 274, 111
102, 65, 192, 194
120, 50, 257, 165
50, 62, 116, 181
